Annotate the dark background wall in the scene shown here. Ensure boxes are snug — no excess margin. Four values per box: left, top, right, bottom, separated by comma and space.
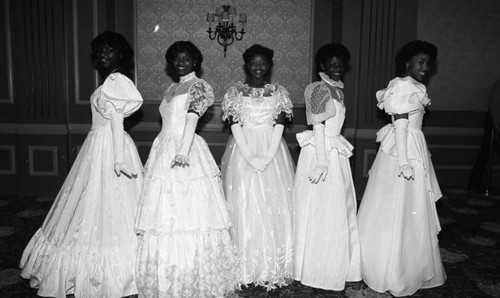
0, 0, 498, 196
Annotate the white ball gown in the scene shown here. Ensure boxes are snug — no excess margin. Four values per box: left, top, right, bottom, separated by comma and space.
220, 82, 295, 289
293, 73, 361, 290
357, 76, 446, 297
19, 73, 144, 298
135, 72, 237, 298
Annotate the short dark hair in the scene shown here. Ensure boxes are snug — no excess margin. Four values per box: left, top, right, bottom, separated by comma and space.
315, 43, 351, 75
242, 44, 274, 82
395, 40, 437, 77
90, 31, 134, 78
165, 41, 203, 78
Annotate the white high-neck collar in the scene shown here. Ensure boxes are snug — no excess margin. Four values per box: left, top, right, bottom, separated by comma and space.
180, 71, 196, 83
319, 72, 344, 89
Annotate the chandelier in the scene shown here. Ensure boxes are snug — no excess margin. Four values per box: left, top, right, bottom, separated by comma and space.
206, 5, 247, 57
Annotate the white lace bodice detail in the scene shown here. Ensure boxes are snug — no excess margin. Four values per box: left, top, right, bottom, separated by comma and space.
222, 83, 293, 128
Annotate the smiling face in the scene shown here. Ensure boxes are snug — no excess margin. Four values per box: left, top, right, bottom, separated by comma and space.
245, 54, 271, 85
321, 56, 345, 82
172, 52, 195, 77
95, 44, 121, 74
405, 53, 431, 83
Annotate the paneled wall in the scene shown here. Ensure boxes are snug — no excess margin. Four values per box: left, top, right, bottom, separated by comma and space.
0, 0, 70, 194
132, 0, 325, 169
0, 0, 497, 196
136, 0, 312, 104
415, 0, 500, 190
417, 0, 500, 111
341, 0, 497, 193
0, 0, 135, 195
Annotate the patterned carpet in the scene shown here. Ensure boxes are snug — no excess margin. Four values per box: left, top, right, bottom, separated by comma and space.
0, 189, 499, 297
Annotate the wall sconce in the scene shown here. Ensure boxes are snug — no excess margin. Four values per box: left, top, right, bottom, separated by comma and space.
206, 5, 247, 57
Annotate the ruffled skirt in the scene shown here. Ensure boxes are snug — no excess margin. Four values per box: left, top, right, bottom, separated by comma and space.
293, 131, 361, 290
19, 128, 143, 298
135, 132, 237, 297
220, 127, 295, 289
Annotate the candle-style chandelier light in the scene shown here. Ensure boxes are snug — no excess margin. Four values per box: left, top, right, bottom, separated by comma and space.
206, 5, 247, 57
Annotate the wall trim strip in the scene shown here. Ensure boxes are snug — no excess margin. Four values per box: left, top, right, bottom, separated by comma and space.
0, 144, 16, 174
28, 145, 58, 176
0, 123, 486, 137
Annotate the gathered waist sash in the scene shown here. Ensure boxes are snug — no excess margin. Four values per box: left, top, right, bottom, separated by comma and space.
296, 130, 354, 157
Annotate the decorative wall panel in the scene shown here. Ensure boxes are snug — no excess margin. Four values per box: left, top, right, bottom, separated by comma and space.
28, 146, 58, 176
417, 0, 500, 111
137, 0, 312, 104
0, 145, 15, 175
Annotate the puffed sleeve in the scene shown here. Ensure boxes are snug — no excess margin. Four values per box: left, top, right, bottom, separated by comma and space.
304, 82, 336, 125
274, 84, 293, 121
376, 77, 428, 115
186, 79, 214, 117
221, 86, 241, 122
97, 73, 143, 118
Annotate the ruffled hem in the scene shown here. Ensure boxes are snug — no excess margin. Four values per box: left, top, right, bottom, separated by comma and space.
20, 229, 137, 298
239, 273, 294, 291
136, 229, 238, 298
233, 238, 294, 291
296, 130, 353, 157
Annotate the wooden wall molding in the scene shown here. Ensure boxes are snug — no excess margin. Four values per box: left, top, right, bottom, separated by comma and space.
28, 145, 59, 176
0, 145, 16, 175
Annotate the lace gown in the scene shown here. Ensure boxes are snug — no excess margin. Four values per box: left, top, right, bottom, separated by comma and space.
19, 73, 144, 298
135, 72, 236, 298
357, 76, 446, 296
293, 74, 361, 290
221, 83, 295, 288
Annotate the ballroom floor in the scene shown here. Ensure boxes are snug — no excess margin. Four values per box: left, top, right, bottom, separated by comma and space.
0, 188, 499, 297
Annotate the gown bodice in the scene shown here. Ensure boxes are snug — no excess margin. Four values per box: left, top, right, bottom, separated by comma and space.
376, 76, 434, 175
159, 93, 190, 136
397, 107, 424, 131
221, 83, 293, 129
324, 99, 346, 137
90, 86, 106, 128
297, 77, 353, 157
238, 95, 282, 128
157, 72, 214, 137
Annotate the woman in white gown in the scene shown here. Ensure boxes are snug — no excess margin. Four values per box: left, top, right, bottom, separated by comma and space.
135, 41, 236, 297
19, 31, 143, 297
293, 43, 361, 291
357, 40, 446, 297
220, 44, 295, 289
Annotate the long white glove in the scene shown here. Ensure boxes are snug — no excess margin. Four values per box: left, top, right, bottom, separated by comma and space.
308, 124, 328, 184
394, 117, 415, 180
262, 124, 285, 166
231, 123, 266, 171
110, 112, 137, 178
171, 113, 199, 168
